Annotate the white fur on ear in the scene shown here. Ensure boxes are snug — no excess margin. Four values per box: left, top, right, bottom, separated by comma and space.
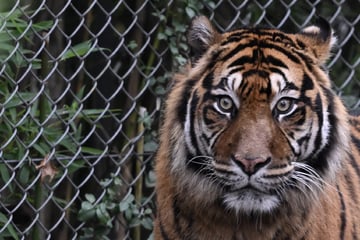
187, 16, 219, 62
188, 16, 215, 47
299, 18, 336, 64
302, 25, 337, 50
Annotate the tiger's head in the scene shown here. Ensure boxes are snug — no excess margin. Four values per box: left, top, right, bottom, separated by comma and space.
163, 16, 350, 215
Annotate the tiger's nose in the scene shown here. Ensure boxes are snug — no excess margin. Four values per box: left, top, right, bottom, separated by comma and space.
233, 156, 271, 175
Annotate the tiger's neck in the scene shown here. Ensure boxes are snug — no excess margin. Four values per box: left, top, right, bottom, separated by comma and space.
159, 174, 342, 240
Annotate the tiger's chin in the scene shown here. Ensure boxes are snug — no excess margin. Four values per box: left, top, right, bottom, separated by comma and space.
223, 188, 280, 215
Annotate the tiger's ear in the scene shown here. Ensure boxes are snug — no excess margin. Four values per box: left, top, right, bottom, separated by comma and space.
187, 16, 220, 62
297, 17, 337, 65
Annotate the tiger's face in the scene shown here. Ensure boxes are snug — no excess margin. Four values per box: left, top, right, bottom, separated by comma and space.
168, 16, 346, 215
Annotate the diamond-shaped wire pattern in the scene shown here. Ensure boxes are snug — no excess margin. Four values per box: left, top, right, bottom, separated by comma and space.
0, 1, 358, 239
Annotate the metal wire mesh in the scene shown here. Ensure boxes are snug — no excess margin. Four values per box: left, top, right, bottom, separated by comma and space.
0, 0, 358, 239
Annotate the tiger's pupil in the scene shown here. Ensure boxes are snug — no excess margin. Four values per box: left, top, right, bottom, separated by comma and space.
219, 97, 233, 112
276, 98, 292, 113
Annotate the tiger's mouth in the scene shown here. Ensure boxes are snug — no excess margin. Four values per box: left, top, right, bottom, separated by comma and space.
233, 185, 269, 195
222, 185, 281, 214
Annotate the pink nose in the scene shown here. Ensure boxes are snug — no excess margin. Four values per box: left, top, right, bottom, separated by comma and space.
233, 156, 271, 175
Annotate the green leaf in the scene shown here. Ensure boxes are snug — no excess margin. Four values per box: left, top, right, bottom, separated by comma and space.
18, 165, 30, 185
157, 32, 167, 40
0, 212, 19, 240
164, 27, 174, 36
80, 146, 104, 155
58, 137, 77, 153
65, 159, 86, 174
96, 203, 112, 227
144, 141, 158, 152
32, 142, 49, 156
127, 40, 138, 50
85, 194, 96, 204
113, 177, 122, 186
0, 164, 11, 190
4, 92, 36, 108
0, 212, 8, 223
60, 41, 105, 61
31, 20, 54, 32
185, 7, 196, 18
119, 201, 129, 212
78, 201, 96, 221
78, 207, 96, 221
81, 201, 94, 210
144, 208, 152, 215
141, 217, 153, 230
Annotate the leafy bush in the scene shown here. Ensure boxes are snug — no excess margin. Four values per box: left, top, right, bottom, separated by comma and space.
0, 5, 105, 239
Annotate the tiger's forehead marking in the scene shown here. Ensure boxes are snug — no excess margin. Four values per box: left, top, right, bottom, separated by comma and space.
269, 72, 288, 93
207, 65, 302, 107
226, 72, 243, 91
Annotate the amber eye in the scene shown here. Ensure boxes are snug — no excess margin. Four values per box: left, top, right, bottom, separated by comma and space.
276, 98, 294, 114
218, 96, 234, 112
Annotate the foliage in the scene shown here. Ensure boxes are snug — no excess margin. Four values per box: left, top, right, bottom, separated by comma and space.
78, 174, 154, 240
0, 5, 105, 239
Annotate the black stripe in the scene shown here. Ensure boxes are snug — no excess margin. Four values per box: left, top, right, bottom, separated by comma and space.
258, 42, 301, 64
177, 79, 197, 124
287, 106, 306, 126
271, 31, 297, 45
242, 69, 268, 79
203, 106, 217, 126
186, 92, 212, 174
213, 77, 230, 90
349, 155, 360, 180
352, 222, 358, 240
260, 77, 272, 97
188, 91, 200, 153
173, 197, 186, 239
300, 74, 314, 106
306, 88, 335, 175
297, 133, 310, 147
200, 133, 210, 149
221, 40, 258, 62
228, 66, 244, 75
264, 55, 288, 69
242, 83, 252, 99
221, 29, 315, 74
337, 184, 346, 240
201, 48, 222, 70
228, 56, 253, 68
352, 134, 360, 150
296, 39, 306, 49
263, 171, 291, 178
222, 28, 298, 47
202, 71, 214, 89
344, 170, 358, 205
313, 93, 323, 150
221, 31, 252, 46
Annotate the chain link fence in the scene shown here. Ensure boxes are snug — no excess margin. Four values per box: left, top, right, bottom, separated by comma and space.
0, 0, 358, 239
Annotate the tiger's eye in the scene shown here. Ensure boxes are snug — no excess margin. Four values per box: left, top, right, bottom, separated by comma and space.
218, 96, 233, 112
276, 98, 293, 113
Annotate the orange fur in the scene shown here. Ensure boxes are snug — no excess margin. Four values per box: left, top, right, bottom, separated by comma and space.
154, 16, 360, 239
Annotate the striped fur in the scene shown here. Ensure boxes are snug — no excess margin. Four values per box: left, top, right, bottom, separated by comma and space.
154, 16, 360, 240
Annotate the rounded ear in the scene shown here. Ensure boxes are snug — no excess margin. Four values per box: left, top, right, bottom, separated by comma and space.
297, 17, 337, 64
186, 16, 220, 63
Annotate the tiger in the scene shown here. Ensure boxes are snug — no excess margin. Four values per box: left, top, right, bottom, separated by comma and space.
154, 15, 360, 240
